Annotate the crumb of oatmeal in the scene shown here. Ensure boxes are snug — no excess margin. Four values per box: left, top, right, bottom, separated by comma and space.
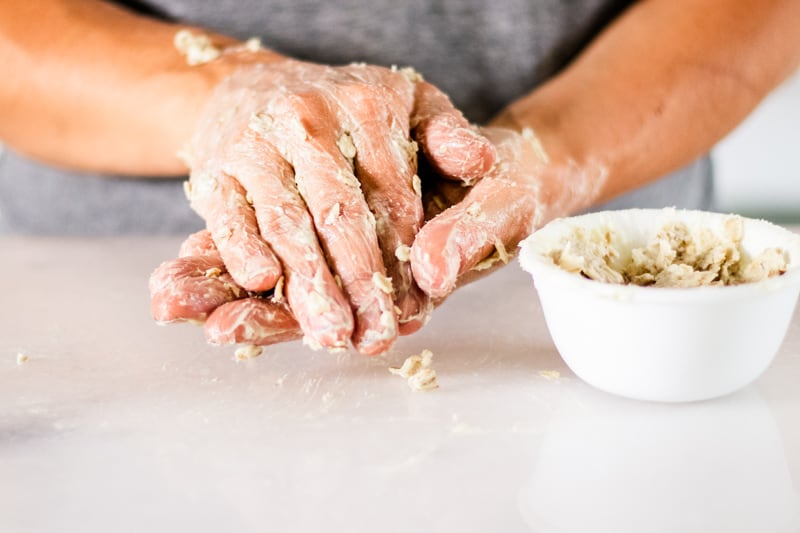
16, 352, 29, 365
234, 344, 262, 361
411, 174, 422, 196
372, 272, 394, 294
550, 216, 788, 287
494, 238, 510, 264
173, 29, 221, 66
337, 133, 357, 159
472, 238, 512, 272
204, 266, 222, 278
389, 349, 438, 391
244, 37, 262, 52
271, 276, 285, 303
538, 370, 561, 381
398, 66, 424, 83
395, 244, 411, 262
400, 139, 419, 164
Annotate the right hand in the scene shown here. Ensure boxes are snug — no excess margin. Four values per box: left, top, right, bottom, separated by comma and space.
154, 50, 495, 355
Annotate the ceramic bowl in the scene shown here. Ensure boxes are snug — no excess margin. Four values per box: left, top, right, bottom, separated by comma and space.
519, 208, 800, 402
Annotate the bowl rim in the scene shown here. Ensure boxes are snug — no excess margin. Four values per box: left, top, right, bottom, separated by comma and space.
519, 208, 800, 304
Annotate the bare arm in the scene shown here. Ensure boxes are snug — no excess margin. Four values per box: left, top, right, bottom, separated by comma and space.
494, 0, 800, 206
0, 0, 282, 175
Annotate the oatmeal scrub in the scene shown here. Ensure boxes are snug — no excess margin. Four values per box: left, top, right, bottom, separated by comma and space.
389, 349, 438, 391
550, 216, 788, 288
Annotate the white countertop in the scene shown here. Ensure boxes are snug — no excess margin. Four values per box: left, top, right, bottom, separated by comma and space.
1, 236, 799, 533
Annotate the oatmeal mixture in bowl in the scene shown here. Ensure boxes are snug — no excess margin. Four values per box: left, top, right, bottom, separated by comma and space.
518, 208, 800, 402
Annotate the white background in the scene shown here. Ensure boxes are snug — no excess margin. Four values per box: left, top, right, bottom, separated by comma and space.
714, 69, 800, 222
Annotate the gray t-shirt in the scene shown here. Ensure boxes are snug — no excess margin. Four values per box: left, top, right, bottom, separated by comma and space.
0, 0, 713, 235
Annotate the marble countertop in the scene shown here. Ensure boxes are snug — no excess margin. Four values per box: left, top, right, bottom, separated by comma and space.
1, 236, 799, 533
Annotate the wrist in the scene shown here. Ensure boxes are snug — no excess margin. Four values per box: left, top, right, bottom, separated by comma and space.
157, 31, 289, 174
490, 101, 607, 217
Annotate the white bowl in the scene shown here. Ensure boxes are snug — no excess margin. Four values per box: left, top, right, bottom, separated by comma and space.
519, 208, 800, 402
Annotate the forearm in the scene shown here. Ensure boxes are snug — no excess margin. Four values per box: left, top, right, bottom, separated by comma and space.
495, 0, 800, 207
0, 0, 282, 175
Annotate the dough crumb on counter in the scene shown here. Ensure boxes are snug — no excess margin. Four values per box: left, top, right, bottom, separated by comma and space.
550, 217, 788, 288
16, 352, 29, 365
389, 349, 438, 391
234, 344, 263, 362
537, 370, 561, 381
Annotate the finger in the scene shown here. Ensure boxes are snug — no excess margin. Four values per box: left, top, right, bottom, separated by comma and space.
411, 81, 496, 184
149, 255, 245, 323
223, 131, 354, 351
178, 230, 220, 260
205, 298, 302, 345
340, 85, 432, 335
266, 92, 398, 355
411, 131, 542, 299
410, 184, 532, 299
188, 171, 282, 292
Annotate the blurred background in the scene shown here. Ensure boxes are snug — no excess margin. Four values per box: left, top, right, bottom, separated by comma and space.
714, 69, 800, 224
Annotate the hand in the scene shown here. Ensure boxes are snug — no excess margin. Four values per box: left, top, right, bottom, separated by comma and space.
410, 126, 605, 299
155, 52, 495, 354
150, 127, 601, 351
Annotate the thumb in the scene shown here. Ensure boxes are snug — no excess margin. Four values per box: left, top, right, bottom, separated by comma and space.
410, 128, 554, 299
411, 81, 496, 184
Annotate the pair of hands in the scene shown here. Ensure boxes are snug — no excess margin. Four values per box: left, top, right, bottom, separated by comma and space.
149, 50, 584, 355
